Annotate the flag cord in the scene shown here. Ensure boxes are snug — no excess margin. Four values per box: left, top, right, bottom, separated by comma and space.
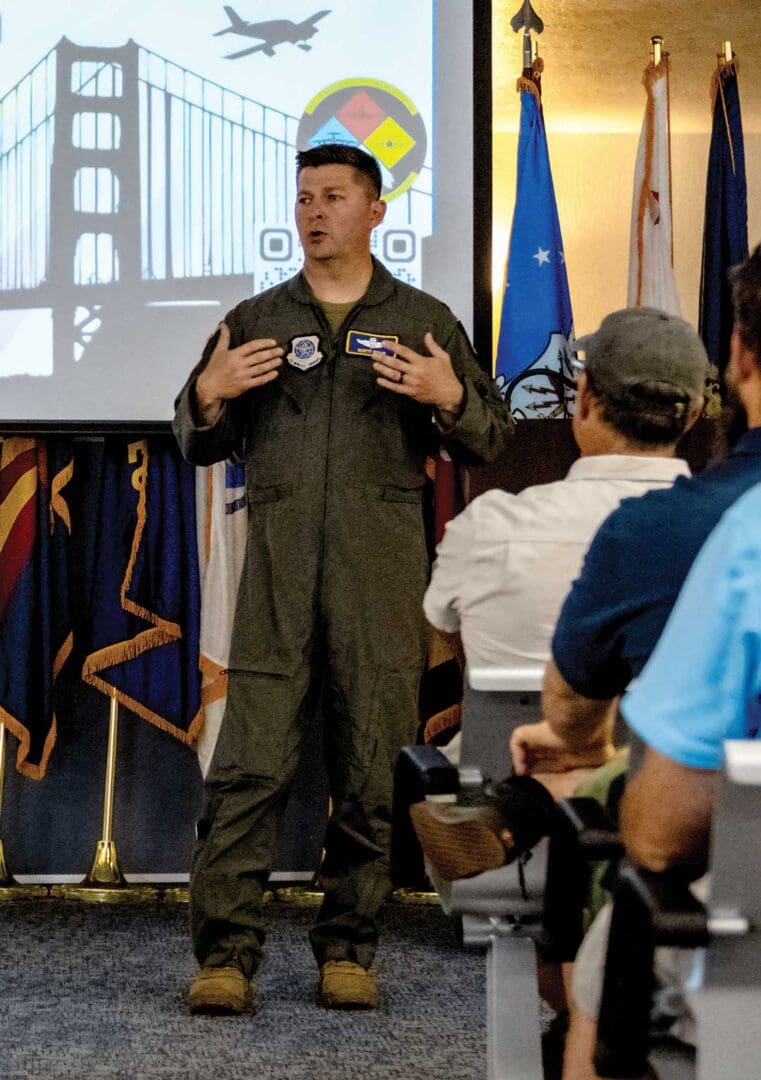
717, 75, 737, 178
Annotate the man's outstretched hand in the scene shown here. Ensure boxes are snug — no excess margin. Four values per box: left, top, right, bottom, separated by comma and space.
195, 322, 283, 423
372, 331, 464, 415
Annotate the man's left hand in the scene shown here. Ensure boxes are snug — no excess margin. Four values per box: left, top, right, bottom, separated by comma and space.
372, 332, 464, 414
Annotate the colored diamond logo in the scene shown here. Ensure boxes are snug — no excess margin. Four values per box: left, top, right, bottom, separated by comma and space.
364, 116, 416, 169
336, 89, 386, 142
308, 116, 360, 149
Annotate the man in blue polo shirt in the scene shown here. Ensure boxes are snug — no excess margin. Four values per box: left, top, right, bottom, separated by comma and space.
565, 482, 761, 1080
511, 244, 761, 778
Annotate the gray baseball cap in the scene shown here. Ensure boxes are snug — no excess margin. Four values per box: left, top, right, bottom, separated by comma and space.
574, 307, 708, 413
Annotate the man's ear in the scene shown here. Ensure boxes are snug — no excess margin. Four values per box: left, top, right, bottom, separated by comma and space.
371, 199, 387, 229
574, 371, 592, 419
729, 327, 756, 384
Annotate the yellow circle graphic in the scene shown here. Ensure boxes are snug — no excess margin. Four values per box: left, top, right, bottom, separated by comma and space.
298, 78, 428, 202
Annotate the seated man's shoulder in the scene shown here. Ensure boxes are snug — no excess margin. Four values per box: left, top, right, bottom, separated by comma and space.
594, 472, 697, 544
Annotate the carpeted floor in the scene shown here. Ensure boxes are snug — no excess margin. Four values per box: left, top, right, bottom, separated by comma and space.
0, 899, 489, 1080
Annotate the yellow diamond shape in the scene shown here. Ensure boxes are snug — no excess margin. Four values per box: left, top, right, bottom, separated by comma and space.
364, 116, 416, 169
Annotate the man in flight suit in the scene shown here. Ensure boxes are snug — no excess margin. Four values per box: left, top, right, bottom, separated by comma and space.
174, 143, 511, 1014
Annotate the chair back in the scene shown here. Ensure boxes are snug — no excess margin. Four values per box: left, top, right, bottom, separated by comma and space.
459, 665, 544, 783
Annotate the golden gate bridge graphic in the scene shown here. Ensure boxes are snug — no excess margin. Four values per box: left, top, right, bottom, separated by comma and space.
0, 38, 431, 393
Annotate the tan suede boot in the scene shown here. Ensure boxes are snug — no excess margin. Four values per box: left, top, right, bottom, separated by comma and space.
319, 960, 379, 1010
188, 965, 251, 1015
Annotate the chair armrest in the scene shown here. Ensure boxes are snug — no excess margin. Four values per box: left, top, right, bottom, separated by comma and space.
558, 797, 625, 860
394, 745, 460, 800
595, 861, 707, 1078
539, 798, 624, 963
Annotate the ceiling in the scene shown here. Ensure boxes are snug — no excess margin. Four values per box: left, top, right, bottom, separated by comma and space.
492, 0, 761, 134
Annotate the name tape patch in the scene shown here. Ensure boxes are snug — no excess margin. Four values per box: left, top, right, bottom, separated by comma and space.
345, 330, 399, 358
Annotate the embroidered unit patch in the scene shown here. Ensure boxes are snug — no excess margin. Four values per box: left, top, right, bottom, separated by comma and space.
286, 335, 323, 371
345, 330, 399, 357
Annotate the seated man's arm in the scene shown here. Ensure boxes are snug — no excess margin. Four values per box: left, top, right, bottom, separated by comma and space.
511, 660, 616, 775
620, 488, 761, 872
620, 746, 715, 873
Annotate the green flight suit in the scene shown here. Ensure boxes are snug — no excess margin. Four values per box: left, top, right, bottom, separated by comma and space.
173, 259, 512, 976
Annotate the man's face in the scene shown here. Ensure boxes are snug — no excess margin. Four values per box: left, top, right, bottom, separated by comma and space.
295, 164, 385, 263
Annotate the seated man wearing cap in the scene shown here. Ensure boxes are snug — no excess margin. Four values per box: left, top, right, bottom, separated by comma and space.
415, 304, 707, 878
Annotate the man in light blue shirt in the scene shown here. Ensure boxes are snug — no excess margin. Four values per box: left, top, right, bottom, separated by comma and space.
621, 480, 761, 868
567, 482, 761, 1080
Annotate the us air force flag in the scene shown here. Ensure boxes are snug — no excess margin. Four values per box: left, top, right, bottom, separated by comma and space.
495, 70, 575, 418
699, 54, 748, 374
195, 459, 248, 777
628, 54, 681, 316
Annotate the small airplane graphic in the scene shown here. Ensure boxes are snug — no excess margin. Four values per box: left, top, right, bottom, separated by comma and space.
214, 6, 331, 59
355, 336, 387, 351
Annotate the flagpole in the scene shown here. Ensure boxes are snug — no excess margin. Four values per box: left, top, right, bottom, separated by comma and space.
651, 35, 663, 65
0, 722, 12, 887
0, 722, 48, 900
53, 694, 158, 903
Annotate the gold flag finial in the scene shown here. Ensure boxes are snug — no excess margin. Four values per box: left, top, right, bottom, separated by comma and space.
723, 40, 733, 63
651, 35, 664, 66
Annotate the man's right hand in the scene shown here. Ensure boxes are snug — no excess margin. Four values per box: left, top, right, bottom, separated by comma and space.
195, 322, 283, 422
510, 720, 614, 776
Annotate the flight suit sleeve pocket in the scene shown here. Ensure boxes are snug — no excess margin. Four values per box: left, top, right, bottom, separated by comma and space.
247, 483, 293, 504
379, 483, 424, 503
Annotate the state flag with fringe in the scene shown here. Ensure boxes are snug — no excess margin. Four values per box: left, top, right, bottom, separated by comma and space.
0, 438, 73, 778
80, 437, 202, 744
628, 50, 681, 315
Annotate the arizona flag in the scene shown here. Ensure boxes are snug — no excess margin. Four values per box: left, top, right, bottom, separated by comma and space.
495, 58, 575, 419
699, 51, 748, 374
194, 458, 248, 777
0, 438, 73, 778
628, 52, 681, 315
81, 438, 202, 744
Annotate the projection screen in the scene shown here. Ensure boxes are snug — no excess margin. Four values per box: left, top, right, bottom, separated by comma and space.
0, 1, 476, 427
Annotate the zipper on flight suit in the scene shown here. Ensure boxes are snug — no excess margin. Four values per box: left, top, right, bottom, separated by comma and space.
309, 299, 366, 616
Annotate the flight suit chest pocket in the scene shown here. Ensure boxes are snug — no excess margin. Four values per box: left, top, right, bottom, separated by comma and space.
247, 483, 293, 504
379, 483, 424, 504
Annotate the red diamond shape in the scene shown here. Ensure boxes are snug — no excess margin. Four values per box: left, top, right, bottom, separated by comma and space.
336, 90, 386, 142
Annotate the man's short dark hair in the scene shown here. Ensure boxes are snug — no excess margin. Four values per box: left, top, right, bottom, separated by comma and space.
586, 371, 695, 447
731, 244, 761, 369
296, 143, 382, 200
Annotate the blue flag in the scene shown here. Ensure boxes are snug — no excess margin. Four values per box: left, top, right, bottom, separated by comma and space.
495, 77, 575, 418
699, 57, 748, 374
81, 437, 202, 746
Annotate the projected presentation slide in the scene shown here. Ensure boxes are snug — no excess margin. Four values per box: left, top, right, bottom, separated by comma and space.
0, 1, 473, 425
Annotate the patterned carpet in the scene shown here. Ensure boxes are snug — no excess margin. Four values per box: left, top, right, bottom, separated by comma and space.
0, 899, 488, 1080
